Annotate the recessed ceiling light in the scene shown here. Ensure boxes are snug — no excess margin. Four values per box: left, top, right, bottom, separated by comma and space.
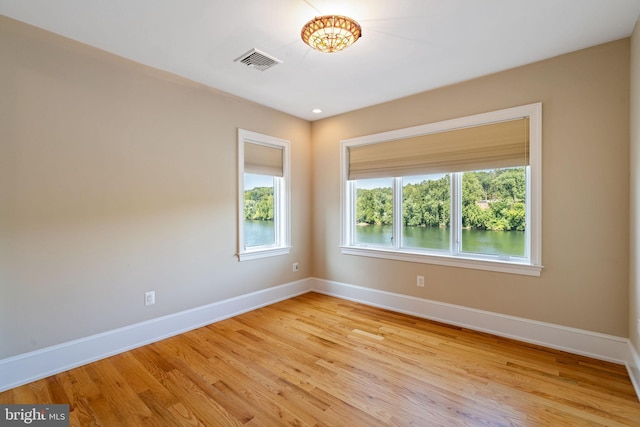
312, 108, 323, 114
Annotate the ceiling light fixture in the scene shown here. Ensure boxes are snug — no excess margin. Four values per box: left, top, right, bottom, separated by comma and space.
301, 15, 362, 53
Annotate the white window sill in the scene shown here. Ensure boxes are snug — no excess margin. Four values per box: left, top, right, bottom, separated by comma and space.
340, 246, 542, 276
238, 246, 291, 262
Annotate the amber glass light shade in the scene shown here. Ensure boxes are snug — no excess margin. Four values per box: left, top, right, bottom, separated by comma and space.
301, 15, 362, 53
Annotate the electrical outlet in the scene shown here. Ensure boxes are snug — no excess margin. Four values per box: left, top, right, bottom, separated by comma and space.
417, 276, 425, 287
145, 291, 155, 306
292, 262, 299, 272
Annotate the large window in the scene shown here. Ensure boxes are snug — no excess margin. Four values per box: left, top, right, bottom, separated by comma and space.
341, 104, 542, 276
238, 129, 290, 261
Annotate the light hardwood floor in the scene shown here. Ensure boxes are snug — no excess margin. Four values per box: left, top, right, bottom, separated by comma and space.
1, 292, 639, 426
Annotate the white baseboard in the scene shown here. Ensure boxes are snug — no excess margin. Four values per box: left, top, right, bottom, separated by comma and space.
1, 276, 636, 401
0, 279, 311, 392
310, 278, 630, 365
628, 341, 640, 399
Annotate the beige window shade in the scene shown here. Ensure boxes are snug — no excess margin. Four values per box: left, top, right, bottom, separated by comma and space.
348, 118, 529, 180
244, 142, 283, 176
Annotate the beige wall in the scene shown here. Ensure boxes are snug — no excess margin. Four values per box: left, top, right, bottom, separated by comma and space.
0, 16, 311, 358
631, 17, 640, 353
311, 39, 631, 336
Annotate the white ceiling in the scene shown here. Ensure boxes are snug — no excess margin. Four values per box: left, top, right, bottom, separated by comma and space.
1, 0, 640, 121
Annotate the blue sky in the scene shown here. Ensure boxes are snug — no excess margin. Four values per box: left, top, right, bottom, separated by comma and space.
356, 174, 447, 189
244, 173, 274, 190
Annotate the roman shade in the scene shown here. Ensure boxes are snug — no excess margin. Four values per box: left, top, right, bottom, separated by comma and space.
244, 142, 283, 176
348, 118, 529, 180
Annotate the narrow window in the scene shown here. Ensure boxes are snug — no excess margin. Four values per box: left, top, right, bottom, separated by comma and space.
238, 129, 290, 261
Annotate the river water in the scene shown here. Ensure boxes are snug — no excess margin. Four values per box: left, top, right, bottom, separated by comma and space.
245, 220, 525, 257
356, 224, 525, 257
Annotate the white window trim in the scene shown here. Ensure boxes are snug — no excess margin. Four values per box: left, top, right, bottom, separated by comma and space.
340, 103, 543, 276
238, 129, 291, 261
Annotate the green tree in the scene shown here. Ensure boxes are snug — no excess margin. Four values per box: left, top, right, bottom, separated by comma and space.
356, 187, 392, 225
494, 168, 525, 201
244, 187, 274, 221
462, 168, 525, 231
355, 168, 525, 232
462, 173, 485, 206
401, 175, 450, 228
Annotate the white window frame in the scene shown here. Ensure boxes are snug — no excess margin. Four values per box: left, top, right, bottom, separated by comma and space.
340, 103, 542, 276
238, 129, 291, 261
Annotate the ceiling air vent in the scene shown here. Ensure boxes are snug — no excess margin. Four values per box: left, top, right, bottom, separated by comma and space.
234, 48, 282, 71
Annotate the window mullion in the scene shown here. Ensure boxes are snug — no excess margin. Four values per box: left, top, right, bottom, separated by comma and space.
451, 173, 462, 255
274, 176, 282, 246
393, 177, 403, 249
525, 166, 531, 261
347, 180, 356, 246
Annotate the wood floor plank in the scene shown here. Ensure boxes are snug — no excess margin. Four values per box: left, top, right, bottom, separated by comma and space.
1, 292, 639, 426
193, 322, 362, 426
